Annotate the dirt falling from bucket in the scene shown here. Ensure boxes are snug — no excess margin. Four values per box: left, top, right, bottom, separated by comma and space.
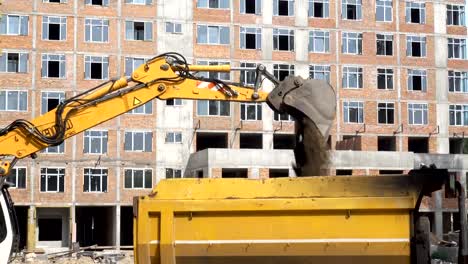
293, 117, 330, 176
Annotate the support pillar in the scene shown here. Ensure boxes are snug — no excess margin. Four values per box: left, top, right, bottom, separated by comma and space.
26, 206, 36, 252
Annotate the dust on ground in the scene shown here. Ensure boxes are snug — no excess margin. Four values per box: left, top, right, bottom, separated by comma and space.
10, 250, 134, 264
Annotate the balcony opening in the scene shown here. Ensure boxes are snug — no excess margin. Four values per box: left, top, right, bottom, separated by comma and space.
449, 138, 468, 154
408, 137, 429, 153
14, 206, 28, 251
196, 132, 228, 151
443, 212, 460, 234
269, 169, 289, 178
378, 136, 396, 151
336, 135, 361, 150
336, 169, 352, 176
222, 168, 248, 178
273, 134, 295, 149
92, 0, 103, 5
76, 206, 114, 247
239, 133, 263, 149
379, 170, 404, 175
36, 207, 69, 248
120, 206, 133, 246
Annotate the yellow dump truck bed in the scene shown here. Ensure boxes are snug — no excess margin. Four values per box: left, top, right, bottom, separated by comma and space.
133, 174, 444, 264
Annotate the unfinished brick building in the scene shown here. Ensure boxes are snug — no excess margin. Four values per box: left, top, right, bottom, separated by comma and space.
0, 0, 467, 252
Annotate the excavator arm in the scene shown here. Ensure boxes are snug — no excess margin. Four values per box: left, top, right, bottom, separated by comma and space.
0, 52, 336, 178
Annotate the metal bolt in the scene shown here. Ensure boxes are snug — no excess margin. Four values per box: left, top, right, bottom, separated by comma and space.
160, 64, 170, 71
158, 84, 165, 92
252, 93, 259, 100
133, 73, 139, 79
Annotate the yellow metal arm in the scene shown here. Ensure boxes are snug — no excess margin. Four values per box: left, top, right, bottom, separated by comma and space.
0, 53, 268, 176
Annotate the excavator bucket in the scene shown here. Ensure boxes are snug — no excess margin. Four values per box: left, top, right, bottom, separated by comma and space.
266, 76, 336, 176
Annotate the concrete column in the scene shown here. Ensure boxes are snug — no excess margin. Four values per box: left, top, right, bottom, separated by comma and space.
295, 0, 308, 27
262, 27, 273, 61
295, 63, 309, 79
115, 205, 121, 250
263, 0, 273, 25
70, 206, 76, 244
433, 3, 449, 154
250, 168, 260, 179
434, 191, 444, 239
26, 206, 36, 252
295, 29, 309, 62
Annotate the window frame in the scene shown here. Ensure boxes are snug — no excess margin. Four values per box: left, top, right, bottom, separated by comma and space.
449, 70, 468, 93
0, 14, 29, 36
406, 35, 427, 57
166, 98, 183, 106
309, 64, 331, 82
124, 168, 153, 189
405, 1, 426, 24
449, 104, 468, 126
240, 0, 262, 15
376, 0, 393, 22
273, 63, 295, 81
342, 66, 363, 89
342, 32, 363, 55
84, 55, 109, 80
377, 68, 394, 90
197, 0, 230, 9
407, 69, 427, 92
196, 24, 230, 45
41, 91, 65, 114
240, 62, 258, 86
125, 0, 152, 5
165, 132, 183, 143
6, 167, 27, 189
84, 18, 109, 43
197, 100, 231, 116
341, 0, 362, 20
274, 112, 294, 121
41, 54, 66, 79
42, 16, 67, 41
0, 51, 28, 73
447, 4, 465, 26
166, 168, 182, 179
273, 0, 295, 16
240, 27, 262, 50
165, 22, 182, 34
83, 168, 108, 193
83, 130, 108, 154
408, 103, 428, 125
196, 60, 231, 81
40, 167, 65, 193
273, 28, 295, 52
42, 143, 65, 154
377, 102, 395, 124
309, 30, 330, 53
125, 20, 153, 41
240, 102, 262, 121
343, 101, 364, 124
376, 34, 393, 56
0, 90, 28, 112
124, 131, 153, 152
308, 0, 330, 18
448, 38, 467, 59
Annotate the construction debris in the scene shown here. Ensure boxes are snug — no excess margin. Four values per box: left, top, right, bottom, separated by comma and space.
10, 250, 133, 264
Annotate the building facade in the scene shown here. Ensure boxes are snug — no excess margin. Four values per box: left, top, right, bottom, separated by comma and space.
0, 0, 467, 251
